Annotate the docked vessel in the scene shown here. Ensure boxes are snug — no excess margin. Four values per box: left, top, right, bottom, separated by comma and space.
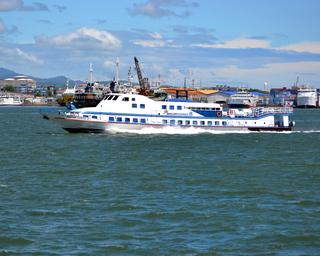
296, 88, 317, 108
227, 90, 258, 108
69, 82, 108, 109
0, 95, 23, 106
42, 93, 295, 133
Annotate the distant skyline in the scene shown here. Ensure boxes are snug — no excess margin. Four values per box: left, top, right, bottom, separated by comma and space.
1, 0, 320, 88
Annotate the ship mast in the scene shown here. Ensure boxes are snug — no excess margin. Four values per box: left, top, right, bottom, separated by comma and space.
128, 67, 132, 87
89, 63, 93, 85
115, 57, 120, 86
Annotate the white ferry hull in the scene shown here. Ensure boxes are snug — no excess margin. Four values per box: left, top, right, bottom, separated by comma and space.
57, 118, 292, 133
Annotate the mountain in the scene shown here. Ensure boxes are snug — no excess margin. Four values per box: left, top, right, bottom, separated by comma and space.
0, 67, 75, 87
0, 67, 22, 79
31, 76, 76, 87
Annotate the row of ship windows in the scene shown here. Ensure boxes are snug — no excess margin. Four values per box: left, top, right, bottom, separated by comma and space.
163, 120, 227, 126
109, 116, 146, 123
161, 105, 220, 111
130, 105, 220, 111
108, 116, 227, 126
103, 95, 137, 102
129, 103, 221, 111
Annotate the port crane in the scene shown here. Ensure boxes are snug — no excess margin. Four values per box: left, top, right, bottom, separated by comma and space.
134, 56, 150, 95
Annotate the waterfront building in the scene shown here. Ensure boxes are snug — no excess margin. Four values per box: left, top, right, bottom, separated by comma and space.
0, 75, 36, 93
269, 88, 295, 106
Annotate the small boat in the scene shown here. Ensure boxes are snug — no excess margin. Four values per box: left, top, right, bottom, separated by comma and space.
0, 94, 23, 106
42, 93, 295, 133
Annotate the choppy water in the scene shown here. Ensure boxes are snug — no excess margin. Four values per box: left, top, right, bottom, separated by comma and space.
0, 107, 320, 255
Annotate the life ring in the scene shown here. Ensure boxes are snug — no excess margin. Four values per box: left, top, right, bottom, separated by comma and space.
216, 111, 222, 118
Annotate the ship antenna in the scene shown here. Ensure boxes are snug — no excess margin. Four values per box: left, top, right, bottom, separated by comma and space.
115, 57, 120, 86
128, 66, 132, 87
89, 63, 93, 84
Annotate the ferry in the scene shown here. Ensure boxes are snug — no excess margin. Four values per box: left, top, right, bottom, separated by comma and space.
296, 87, 317, 108
42, 93, 295, 133
0, 95, 23, 106
227, 90, 259, 108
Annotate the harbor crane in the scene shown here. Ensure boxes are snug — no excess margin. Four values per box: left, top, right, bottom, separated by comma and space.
134, 56, 150, 96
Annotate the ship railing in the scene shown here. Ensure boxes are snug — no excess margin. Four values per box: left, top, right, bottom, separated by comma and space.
253, 107, 293, 116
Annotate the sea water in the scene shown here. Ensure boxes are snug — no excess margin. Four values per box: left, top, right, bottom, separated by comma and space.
0, 107, 319, 255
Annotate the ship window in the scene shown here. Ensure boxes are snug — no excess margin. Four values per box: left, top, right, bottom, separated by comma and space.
170, 120, 175, 125
185, 120, 190, 125
169, 105, 174, 110
162, 105, 167, 110
132, 98, 135, 101
109, 117, 114, 122
140, 118, 146, 123
208, 121, 212, 126
200, 121, 205, 126
133, 118, 138, 123
83, 115, 89, 118
222, 121, 227, 126
193, 120, 198, 125
107, 95, 113, 100
113, 96, 119, 101
92, 115, 98, 119
178, 120, 183, 125
125, 118, 130, 123
122, 97, 129, 101
177, 106, 182, 110
132, 103, 137, 108
162, 119, 168, 124
215, 121, 219, 126
140, 104, 145, 109
117, 117, 122, 122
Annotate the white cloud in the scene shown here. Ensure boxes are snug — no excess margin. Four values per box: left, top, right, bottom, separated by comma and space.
210, 61, 320, 86
132, 32, 177, 47
193, 38, 271, 49
277, 42, 320, 54
127, 0, 198, 18
0, 0, 21, 11
36, 27, 122, 50
15, 48, 44, 64
150, 32, 162, 39
103, 59, 116, 69
192, 37, 320, 56
0, 0, 49, 12
132, 39, 172, 47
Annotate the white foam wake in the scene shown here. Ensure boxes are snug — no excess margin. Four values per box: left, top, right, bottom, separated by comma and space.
104, 126, 320, 135
106, 126, 252, 135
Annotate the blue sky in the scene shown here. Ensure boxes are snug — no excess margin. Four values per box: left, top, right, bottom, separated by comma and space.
1, 0, 320, 88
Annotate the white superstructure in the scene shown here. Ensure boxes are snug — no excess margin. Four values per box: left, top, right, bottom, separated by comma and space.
0, 95, 23, 106
296, 88, 317, 108
42, 93, 295, 133
227, 90, 258, 108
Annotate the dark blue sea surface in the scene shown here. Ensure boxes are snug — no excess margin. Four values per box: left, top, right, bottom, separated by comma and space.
0, 107, 320, 255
